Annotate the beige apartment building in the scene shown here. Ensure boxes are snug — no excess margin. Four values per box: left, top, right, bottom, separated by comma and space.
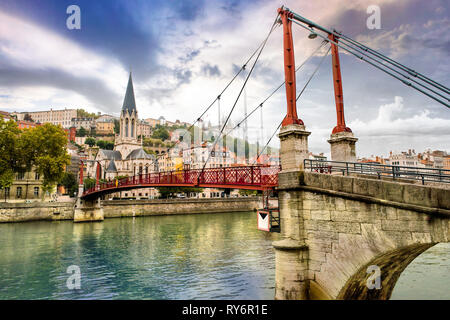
137, 120, 152, 138
96, 120, 115, 135
13, 108, 77, 128
71, 117, 96, 131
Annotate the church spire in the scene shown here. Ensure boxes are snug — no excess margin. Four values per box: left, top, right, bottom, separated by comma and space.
122, 72, 137, 113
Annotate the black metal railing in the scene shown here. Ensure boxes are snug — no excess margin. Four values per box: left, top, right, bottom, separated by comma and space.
304, 159, 450, 185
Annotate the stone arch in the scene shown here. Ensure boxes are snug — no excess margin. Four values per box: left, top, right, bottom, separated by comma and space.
335, 243, 435, 300
125, 118, 129, 137
274, 174, 450, 301
131, 119, 135, 138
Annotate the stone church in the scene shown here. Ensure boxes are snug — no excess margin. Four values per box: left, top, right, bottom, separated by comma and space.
91, 72, 155, 181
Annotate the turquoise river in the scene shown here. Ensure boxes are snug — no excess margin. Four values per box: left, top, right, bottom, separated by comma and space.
0, 211, 448, 299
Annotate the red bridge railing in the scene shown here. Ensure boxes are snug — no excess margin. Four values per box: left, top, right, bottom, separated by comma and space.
82, 165, 281, 199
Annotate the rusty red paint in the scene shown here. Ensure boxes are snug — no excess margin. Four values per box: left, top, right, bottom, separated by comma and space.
279, 7, 303, 127
81, 166, 280, 199
329, 33, 352, 134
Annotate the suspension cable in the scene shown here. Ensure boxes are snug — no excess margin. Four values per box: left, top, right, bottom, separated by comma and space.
147, 20, 281, 170
290, 18, 450, 108
287, 9, 450, 97
252, 119, 282, 165
254, 47, 330, 165
334, 30, 450, 95
223, 40, 328, 139
296, 45, 331, 101
200, 14, 279, 175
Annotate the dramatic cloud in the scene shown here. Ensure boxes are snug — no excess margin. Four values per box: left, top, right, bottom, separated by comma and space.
0, 0, 448, 157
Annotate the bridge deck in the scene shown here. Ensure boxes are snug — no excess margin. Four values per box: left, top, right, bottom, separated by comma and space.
81, 165, 281, 199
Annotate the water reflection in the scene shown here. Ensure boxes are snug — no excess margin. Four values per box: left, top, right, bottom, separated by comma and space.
0, 212, 279, 300
0, 212, 448, 300
391, 243, 450, 300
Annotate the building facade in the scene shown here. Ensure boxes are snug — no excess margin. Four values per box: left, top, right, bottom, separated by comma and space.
95, 120, 115, 135
0, 170, 50, 202
13, 108, 77, 128
71, 117, 96, 131
90, 73, 156, 182
137, 120, 152, 138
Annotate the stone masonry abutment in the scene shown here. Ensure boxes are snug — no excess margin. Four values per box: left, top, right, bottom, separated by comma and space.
274, 170, 450, 300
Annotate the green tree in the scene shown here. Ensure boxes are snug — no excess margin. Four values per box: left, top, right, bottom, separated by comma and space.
83, 177, 96, 190
238, 189, 259, 196
156, 186, 203, 199
59, 172, 78, 197
23, 113, 34, 122
152, 127, 170, 141
0, 118, 21, 197
97, 140, 114, 150
114, 119, 120, 134
96, 140, 114, 150
0, 120, 70, 200
85, 137, 96, 147
21, 123, 71, 195
76, 127, 87, 137
77, 109, 98, 119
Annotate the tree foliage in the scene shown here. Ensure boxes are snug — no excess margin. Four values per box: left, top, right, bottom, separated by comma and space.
152, 127, 170, 141
0, 118, 23, 191
21, 124, 71, 194
238, 189, 259, 196
23, 113, 34, 122
83, 177, 96, 190
0, 120, 70, 196
77, 108, 98, 119
60, 172, 78, 197
156, 186, 203, 199
114, 119, 120, 134
85, 137, 96, 147
96, 140, 114, 150
76, 127, 87, 137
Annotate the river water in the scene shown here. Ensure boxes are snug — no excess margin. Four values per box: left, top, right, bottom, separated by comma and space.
0, 211, 448, 300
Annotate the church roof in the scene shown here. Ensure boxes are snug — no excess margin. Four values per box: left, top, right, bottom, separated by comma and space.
100, 150, 122, 161
126, 148, 154, 160
122, 72, 137, 114
105, 159, 118, 173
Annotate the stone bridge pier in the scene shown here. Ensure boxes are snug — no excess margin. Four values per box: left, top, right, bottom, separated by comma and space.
73, 185, 104, 222
274, 126, 450, 300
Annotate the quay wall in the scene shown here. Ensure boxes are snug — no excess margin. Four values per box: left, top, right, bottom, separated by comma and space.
0, 197, 264, 223
102, 197, 261, 218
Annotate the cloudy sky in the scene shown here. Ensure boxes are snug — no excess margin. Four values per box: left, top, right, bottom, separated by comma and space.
0, 0, 449, 157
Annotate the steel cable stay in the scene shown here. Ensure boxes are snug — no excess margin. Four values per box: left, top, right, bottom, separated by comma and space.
289, 18, 450, 108
252, 119, 282, 166
289, 19, 450, 108
254, 47, 329, 165
221, 40, 328, 140
286, 9, 450, 97
333, 30, 450, 95
327, 32, 449, 103
296, 45, 331, 101
199, 14, 280, 176
147, 19, 280, 170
